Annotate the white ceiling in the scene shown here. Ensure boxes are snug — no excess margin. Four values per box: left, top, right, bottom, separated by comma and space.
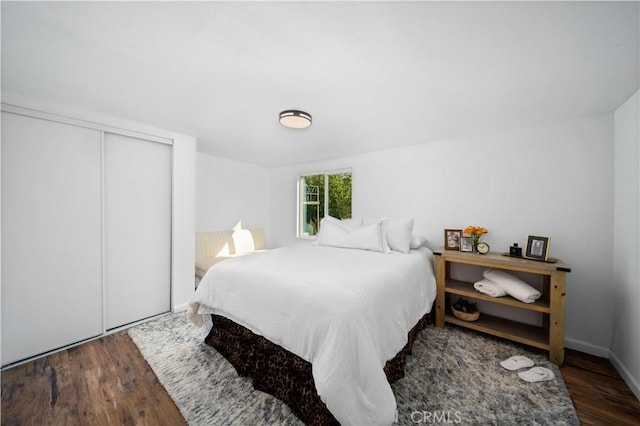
2, 1, 638, 168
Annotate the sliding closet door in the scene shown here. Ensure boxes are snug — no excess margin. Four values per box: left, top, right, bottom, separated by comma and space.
1, 112, 103, 365
104, 133, 171, 330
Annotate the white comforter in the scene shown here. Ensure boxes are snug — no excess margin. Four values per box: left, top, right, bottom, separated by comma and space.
188, 242, 436, 425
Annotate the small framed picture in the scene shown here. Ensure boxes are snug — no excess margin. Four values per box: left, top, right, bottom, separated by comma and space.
525, 235, 550, 261
444, 229, 462, 250
459, 236, 473, 252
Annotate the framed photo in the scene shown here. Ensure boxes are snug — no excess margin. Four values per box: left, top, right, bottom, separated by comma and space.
459, 236, 473, 252
444, 229, 462, 250
525, 235, 550, 261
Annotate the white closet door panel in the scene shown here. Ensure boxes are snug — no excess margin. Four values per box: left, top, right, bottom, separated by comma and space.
105, 133, 171, 330
1, 112, 103, 365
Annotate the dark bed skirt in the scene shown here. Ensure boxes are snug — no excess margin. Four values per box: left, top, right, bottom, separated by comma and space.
204, 313, 429, 425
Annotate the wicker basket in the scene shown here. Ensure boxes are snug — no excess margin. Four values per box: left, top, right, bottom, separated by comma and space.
451, 306, 480, 322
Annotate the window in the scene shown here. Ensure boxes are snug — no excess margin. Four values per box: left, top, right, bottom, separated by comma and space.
298, 170, 352, 238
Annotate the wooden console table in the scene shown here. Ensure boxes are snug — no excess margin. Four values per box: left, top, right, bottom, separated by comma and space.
434, 248, 570, 365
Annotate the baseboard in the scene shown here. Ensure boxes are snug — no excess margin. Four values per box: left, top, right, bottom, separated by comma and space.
609, 350, 640, 401
565, 337, 610, 358
173, 303, 188, 313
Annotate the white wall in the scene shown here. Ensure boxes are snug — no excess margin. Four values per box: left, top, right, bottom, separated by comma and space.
196, 152, 271, 243
612, 90, 640, 399
271, 113, 615, 355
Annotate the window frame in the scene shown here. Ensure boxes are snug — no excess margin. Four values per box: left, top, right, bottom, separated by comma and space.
296, 168, 352, 239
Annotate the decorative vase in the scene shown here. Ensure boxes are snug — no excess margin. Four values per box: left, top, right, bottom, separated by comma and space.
472, 236, 481, 253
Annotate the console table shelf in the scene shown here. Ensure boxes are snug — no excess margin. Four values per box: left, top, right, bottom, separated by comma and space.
445, 279, 551, 313
434, 249, 570, 365
445, 312, 549, 350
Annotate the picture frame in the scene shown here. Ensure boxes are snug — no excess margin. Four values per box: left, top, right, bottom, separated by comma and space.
444, 229, 462, 250
525, 235, 550, 261
459, 236, 474, 252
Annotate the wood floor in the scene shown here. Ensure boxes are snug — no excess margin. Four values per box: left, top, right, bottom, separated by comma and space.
1, 332, 185, 426
561, 349, 640, 425
2, 334, 639, 425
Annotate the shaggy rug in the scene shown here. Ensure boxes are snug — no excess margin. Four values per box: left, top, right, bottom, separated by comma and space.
128, 313, 578, 425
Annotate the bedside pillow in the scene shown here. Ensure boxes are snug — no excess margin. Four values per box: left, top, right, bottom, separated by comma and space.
410, 234, 428, 249
340, 217, 363, 229
317, 217, 348, 245
363, 217, 392, 253
317, 217, 385, 252
384, 217, 414, 254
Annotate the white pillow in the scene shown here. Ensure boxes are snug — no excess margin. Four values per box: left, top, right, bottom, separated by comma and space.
410, 234, 428, 249
340, 217, 362, 229
232, 229, 256, 254
317, 217, 348, 245
384, 217, 414, 254
317, 217, 385, 252
363, 217, 391, 253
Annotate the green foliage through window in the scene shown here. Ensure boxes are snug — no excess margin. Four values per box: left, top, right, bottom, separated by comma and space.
328, 173, 352, 220
299, 171, 352, 237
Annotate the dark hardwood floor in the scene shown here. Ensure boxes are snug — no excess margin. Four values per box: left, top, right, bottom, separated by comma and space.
561, 349, 640, 425
1, 331, 185, 426
2, 333, 639, 425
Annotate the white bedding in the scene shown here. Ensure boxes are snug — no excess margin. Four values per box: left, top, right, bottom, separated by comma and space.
187, 241, 436, 425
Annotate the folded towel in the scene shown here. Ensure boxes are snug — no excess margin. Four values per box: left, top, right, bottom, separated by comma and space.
483, 269, 541, 303
474, 279, 508, 297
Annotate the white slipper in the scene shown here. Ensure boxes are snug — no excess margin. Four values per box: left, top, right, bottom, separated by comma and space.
500, 355, 534, 371
517, 366, 555, 383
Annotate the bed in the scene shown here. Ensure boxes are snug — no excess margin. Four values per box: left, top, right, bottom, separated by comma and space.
188, 219, 436, 425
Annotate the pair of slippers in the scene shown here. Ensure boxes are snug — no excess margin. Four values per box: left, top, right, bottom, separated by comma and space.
500, 355, 555, 382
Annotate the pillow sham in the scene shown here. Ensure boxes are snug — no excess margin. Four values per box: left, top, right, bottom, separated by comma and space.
339, 217, 363, 229
317, 217, 385, 252
384, 217, 414, 254
410, 234, 428, 249
317, 217, 349, 245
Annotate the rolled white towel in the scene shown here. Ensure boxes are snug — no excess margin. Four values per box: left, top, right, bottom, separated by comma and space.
474, 279, 508, 297
483, 269, 541, 303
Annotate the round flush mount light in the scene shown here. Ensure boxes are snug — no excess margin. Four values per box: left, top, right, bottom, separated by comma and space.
279, 110, 312, 129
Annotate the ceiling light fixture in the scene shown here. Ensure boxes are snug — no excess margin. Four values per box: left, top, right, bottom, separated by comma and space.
279, 110, 312, 129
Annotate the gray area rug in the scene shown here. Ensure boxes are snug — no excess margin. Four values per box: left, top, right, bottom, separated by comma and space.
128, 313, 578, 425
